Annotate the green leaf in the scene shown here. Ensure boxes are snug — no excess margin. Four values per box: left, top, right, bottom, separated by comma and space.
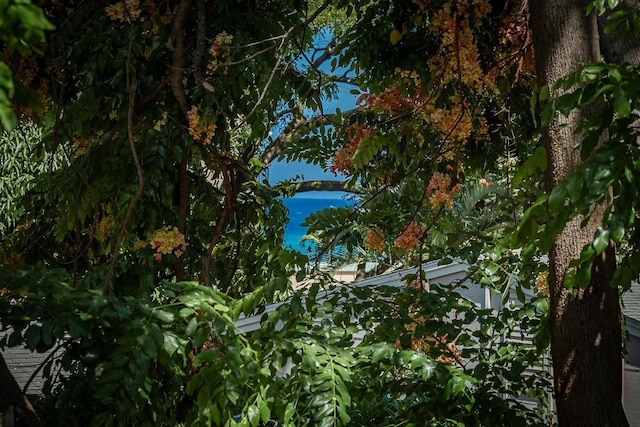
614, 265, 633, 290
0, 102, 17, 130
247, 404, 260, 427
592, 227, 610, 254
283, 402, 295, 423
259, 399, 271, 423
193, 327, 208, 349
148, 323, 165, 349
197, 386, 210, 409
186, 317, 198, 336
141, 333, 159, 358
613, 86, 631, 118
24, 324, 41, 349
163, 334, 180, 357
579, 64, 608, 81
213, 303, 230, 312
540, 102, 555, 128
575, 262, 593, 289
296, 269, 306, 282
608, 66, 622, 83
548, 184, 566, 214
610, 224, 625, 243
154, 309, 175, 323
572, 244, 596, 268
371, 344, 392, 363
517, 216, 538, 244
565, 174, 583, 203
538, 85, 550, 102
513, 146, 547, 187
351, 134, 385, 169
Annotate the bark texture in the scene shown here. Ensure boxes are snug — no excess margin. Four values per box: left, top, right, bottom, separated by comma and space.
0, 352, 41, 427
530, 1, 629, 425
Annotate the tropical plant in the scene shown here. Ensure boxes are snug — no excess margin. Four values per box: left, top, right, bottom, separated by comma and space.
2, 0, 638, 425
0, 122, 67, 233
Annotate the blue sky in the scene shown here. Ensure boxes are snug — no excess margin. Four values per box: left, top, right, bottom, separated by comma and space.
267, 82, 359, 199
266, 31, 360, 200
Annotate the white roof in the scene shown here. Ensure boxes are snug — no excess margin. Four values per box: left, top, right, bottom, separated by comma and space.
237, 260, 472, 333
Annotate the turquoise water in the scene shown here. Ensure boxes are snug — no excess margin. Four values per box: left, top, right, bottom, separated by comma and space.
281, 197, 351, 254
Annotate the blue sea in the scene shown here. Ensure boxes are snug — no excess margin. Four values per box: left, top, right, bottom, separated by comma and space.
281, 196, 352, 254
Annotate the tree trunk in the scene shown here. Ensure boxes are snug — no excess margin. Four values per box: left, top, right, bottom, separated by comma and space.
0, 352, 41, 427
530, 1, 629, 425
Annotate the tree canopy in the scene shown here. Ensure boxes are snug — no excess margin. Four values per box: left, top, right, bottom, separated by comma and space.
1, 0, 639, 425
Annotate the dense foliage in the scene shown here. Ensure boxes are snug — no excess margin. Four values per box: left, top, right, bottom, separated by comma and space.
0, 0, 53, 129
0, 264, 552, 426
3, 0, 639, 425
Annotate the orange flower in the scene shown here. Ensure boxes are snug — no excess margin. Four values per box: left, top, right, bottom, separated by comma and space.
426, 172, 461, 209
330, 125, 375, 175
364, 228, 385, 253
393, 222, 424, 252
187, 106, 216, 145
105, 0, 142, 23
358, 86, 417, 115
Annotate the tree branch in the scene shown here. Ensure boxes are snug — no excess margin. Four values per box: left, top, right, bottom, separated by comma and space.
231, 0, 333, 131
103, 33, 144, 295
300, 37, 362, 87
325, 72, 360, 85
223, 44, 279, 66
202, 150, 238, 286
261, 111, 355, 166
170, 0, 192, 117
274, 179, 361, 194
192, 0, 207, 85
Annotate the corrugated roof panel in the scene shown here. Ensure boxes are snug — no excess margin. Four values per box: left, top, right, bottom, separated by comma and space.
623, 283, 640, 323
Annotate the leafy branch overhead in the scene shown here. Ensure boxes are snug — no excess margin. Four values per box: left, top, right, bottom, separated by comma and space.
1, 0, 638, 426
0, 0, 54, 129
519, 61, 640, 290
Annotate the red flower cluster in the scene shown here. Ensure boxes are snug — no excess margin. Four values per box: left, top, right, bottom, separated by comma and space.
330, 125, 375, 176
425, 172, 461, 209
358, 86, 420, 116
393, 222, 424, 252
364, 227, 385, 253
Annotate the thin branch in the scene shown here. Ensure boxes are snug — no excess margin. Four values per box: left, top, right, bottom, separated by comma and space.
224, 0, 333, 68
192, 0, 207, 84
274, 179, 361, 195
103, 32, 145, 295
325, 72, 360, 85
170, 0, 193, 117
299, 36, 361, 88
309, 37, 338, 69
229, 33, 293, 49
202, 150, 235, 286
222, 44, 279, 66
232, 0, 333, 131
136, 74, 170, 110
234, 41, 287, 131
230, 201, 242, 282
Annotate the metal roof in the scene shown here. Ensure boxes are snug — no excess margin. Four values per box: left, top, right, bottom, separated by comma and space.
623, 283, 640, 323
1, 342, 54, 395
237, 260, 484, 333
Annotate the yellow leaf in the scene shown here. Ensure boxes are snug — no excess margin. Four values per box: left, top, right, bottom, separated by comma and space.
390, 29, 402, 45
